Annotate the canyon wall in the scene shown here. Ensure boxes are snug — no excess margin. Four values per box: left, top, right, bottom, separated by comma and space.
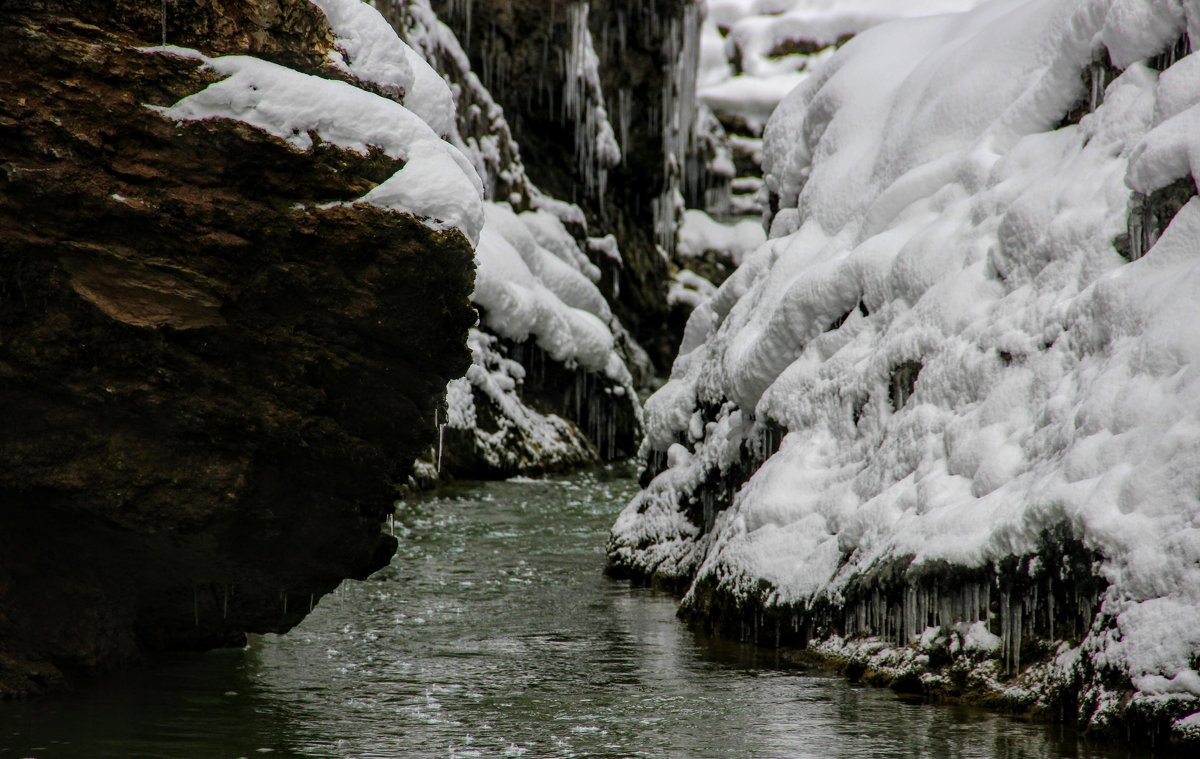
370, 0, 650, 481
611, 0, 1200, 746
0, 0, 477, 694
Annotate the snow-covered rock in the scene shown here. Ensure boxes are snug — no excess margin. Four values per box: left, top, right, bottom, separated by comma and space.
147, 43, 484, 243
701, 0, 989, 132
364, 0, 645, 477
612, 0, 1200, 739
678, 208, 765, 269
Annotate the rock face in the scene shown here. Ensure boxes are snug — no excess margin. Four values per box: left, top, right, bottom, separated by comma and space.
0, 1, 475, 695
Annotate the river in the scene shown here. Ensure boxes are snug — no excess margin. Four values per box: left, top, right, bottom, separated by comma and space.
0, 468, 1158, 758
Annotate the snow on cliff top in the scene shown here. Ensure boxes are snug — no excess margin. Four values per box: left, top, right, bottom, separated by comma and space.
616, 0, 1200, 710
313, 0, 456, 136
146, 43, 483, 244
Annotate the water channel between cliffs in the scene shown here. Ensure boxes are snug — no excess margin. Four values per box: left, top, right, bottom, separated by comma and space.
0, 469, 1151, 758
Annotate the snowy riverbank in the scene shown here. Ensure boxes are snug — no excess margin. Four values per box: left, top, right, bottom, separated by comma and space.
611, 0, 1200, 745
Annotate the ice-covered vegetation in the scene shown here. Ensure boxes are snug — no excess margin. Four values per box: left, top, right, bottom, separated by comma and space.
612, 0, 1200, 739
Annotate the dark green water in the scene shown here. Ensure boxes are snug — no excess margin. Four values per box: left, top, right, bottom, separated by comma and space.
0, 469, 1154, 758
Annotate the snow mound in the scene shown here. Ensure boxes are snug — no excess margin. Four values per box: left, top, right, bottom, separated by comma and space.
700, 0, 989, 132
614, 0, 1200, 716
474, 202, 629, 384
678, 209, 766, 266
312, 0, 455, 136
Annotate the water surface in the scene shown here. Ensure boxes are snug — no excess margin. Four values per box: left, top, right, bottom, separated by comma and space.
0, 469, 1158, 757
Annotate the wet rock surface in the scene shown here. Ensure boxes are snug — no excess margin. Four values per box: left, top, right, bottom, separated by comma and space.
0, 2, 475, 696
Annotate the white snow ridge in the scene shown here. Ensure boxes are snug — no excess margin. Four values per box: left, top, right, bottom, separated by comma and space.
612, 0, 1200, 738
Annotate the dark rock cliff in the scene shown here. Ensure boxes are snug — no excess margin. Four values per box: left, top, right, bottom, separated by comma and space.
0, 1, 476, 695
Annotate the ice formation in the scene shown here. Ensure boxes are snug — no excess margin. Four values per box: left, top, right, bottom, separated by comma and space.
612, 0, 1200, 736
563, 1, 622, 198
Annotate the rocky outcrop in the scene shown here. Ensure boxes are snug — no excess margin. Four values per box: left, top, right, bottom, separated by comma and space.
0, 1, 475, 695
367, 0, 646, 483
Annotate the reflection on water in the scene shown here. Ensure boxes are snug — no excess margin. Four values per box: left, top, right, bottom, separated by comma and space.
0, 469, 1165, 758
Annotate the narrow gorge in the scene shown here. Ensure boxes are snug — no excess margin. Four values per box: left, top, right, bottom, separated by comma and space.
2, 0, 1200, 756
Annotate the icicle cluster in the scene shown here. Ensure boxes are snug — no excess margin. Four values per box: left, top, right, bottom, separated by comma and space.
559, 3, 620, 202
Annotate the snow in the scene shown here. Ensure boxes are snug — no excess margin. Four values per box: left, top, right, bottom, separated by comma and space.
144, 45, 483, 243
678, 209, 766, 266
310, 0, 455, 136
1128, 54, 1200, 193
613, 0, 1200, 718
669, 269, 718, 311
961, 621, 1002, 653
699, 0, 991, 132
1175, 711, 1200, 741
473, 202, 629, 380
446, 329, 597, 471
701, 73, 809, 129
312, 1, 413, 95
525, 211, 602, 282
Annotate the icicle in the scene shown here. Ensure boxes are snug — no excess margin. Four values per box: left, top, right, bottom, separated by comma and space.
1014, 599, 1023, 673
309, 593, 315, 612
161, 0, 167, 46
437, 421, 446, 473
1047, 577, 1055, 639
1030, 581, 1038, 637
984, 581, 992, 633
561, 2, 616, 199
1088, 56, 1107, 112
